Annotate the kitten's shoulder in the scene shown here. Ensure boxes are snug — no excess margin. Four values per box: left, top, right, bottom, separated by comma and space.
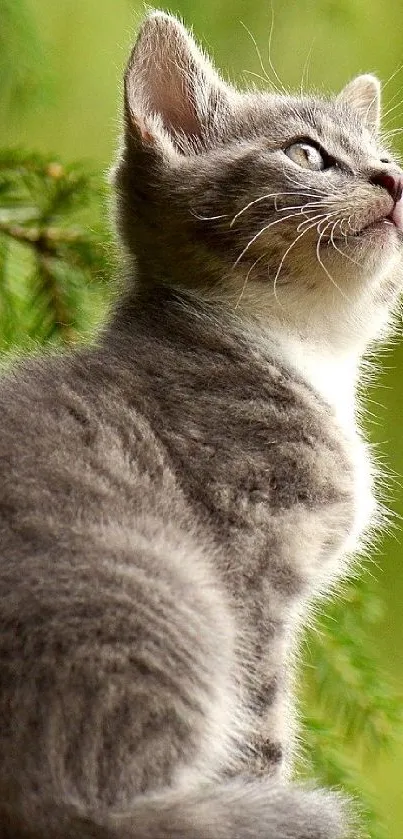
0, 345, 138, 484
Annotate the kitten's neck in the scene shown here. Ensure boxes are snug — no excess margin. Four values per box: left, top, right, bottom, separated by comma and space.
265, 330, 360, 431
283, 337, 360, 427
110, 285, 361, 433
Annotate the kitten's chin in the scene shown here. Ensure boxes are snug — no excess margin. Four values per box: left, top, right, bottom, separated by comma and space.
350, 218, 401, 240
327, 221, 402, 278
324, 217, 401, 244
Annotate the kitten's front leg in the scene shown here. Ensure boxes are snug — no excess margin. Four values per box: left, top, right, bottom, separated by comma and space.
224, 488, 358, 782
242, 657, 292, 780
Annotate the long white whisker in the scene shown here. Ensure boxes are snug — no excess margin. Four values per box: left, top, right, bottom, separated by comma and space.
233, 209, 321, 267
267, 2, 290, 98
382, 61, 403, 94
239, 20, 284, 97
242, 69, 275, 88
271, 214, 328, 300
329, 219, 364, 268
382, 97, 403, 122
316, 219, 351, 302
299, 37, 316, 96
279, 165, 342, 205
190, 210, 229, 221
273, 199, 325, 213
339, 213, 354, 238
296, 210, 338, 233
230, 192, 325, 227
280, 168, 328, 194
382, 125, 403, 136
234, 251, 268, 310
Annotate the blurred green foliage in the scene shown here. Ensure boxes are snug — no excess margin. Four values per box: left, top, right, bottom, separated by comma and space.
1, 0, 403, 836
0, 0, 48, 113
0, 149, 111, 348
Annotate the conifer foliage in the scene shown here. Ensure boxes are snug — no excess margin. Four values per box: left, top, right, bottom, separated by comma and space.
0, 149, 109, 348
0, 2, 401, 837
299, 573, 402, 839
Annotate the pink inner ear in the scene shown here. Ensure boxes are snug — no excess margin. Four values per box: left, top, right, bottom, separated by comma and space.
148, 64, 201, 138
124, 13, 232, 147
129, 112, 156, 144
124, 14, 225, 144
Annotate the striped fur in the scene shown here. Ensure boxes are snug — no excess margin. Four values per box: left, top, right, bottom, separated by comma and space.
1, 10, 402, 838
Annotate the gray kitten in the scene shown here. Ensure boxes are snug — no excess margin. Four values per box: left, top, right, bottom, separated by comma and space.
0, 10, 402, 839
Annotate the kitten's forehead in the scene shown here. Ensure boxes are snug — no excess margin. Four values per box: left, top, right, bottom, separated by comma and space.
298, 98, 377, 155
242, 93, 380, 164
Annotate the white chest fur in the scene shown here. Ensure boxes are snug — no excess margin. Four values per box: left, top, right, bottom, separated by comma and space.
273, 333, 377, 559
242, 322, 378, 568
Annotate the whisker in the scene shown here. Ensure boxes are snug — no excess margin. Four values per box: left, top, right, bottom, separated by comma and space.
271, 214, 329, 299
279, 163, 335, 198
299, 37, 316, 97
230, 192, 325, 227
233, 208, 321, 267
190, 210, 229, 221
316, 219, 351, 302
379, 66, 403, 127
329, 219, 364, 268
239, 20, 284, 97
382, 127, 403, 138
339, 213, 354, 238
272, 199, 325, 213
234, 251, 268, 310
359, 63, 403, 128
243, 69, 275, 88
381, 97, 403, 124
267, 1, 290, 98
296, 211, 335, 232
382, 61, 403, 94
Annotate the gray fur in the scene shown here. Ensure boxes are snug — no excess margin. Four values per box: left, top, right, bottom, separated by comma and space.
0, 10, 401, 839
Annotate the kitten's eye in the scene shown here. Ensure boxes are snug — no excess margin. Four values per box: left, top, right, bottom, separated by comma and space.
284, 142, 325, 171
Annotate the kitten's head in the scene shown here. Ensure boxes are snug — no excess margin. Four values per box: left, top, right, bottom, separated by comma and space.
113, 12, 403, 353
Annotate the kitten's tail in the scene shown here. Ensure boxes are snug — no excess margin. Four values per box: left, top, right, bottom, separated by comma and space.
4, 779, 354, 839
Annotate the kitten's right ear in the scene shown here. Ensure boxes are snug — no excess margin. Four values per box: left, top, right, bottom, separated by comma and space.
123, 11, 233, 154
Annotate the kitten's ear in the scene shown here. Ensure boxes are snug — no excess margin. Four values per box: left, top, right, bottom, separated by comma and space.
337, 74, 381, 132
124, 12, 232, 152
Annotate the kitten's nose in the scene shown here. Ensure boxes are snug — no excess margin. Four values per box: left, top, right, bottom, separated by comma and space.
370, 169, 403, 203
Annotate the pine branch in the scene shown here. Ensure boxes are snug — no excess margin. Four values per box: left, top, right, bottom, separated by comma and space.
299, 714, 386, 839
297, 571, 402, 839
303, 575, 402, 755
0, 150, 113, 348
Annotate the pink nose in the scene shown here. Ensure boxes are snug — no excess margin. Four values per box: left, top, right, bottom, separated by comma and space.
371, 170, 403, 203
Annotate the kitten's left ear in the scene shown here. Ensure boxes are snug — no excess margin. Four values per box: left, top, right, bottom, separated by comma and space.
337, 74, 381, 132
124, 12, 233, 152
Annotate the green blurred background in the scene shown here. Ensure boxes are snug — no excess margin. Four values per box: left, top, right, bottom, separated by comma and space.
2, 0, 403, 834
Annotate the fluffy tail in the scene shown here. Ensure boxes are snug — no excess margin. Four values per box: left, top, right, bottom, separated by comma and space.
3, 779, 355, 839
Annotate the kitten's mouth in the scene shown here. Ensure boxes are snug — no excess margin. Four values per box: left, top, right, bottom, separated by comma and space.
321, 199, 403, 244
349, 198, 403, 239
